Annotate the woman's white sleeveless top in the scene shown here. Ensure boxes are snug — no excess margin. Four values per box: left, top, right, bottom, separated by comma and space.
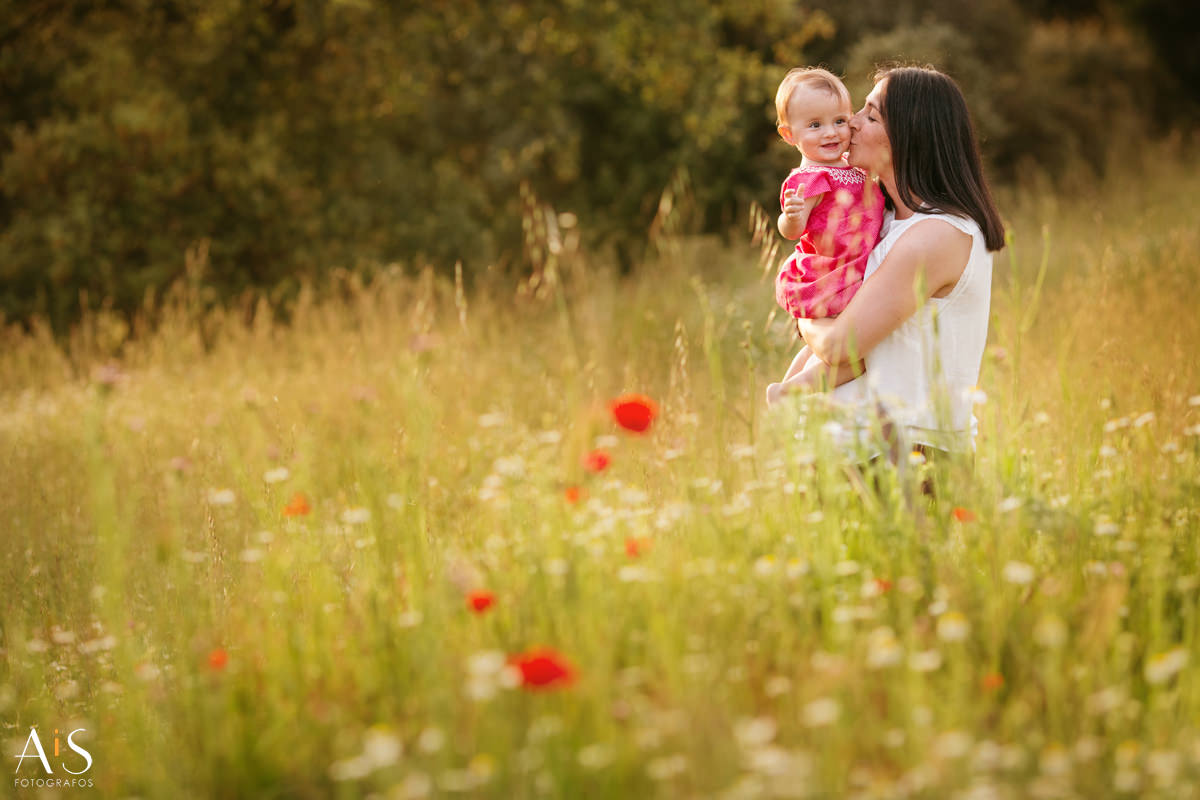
831, 209, 992, 452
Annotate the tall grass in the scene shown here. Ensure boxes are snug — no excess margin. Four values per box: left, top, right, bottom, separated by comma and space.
2, 148, 1199, 798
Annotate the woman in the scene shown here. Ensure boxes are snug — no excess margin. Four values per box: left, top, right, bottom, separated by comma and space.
797, 65, 1006, 461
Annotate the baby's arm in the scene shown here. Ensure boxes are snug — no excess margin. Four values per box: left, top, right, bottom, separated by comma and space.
777, 188, 824, 240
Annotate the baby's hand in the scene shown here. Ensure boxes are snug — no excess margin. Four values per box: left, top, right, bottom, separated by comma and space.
782, 186, 806, 219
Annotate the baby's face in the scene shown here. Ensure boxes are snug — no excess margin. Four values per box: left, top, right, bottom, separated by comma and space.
782, 85, 851, 166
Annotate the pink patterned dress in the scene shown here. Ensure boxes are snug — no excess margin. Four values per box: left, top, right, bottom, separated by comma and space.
775, 164, 885, 319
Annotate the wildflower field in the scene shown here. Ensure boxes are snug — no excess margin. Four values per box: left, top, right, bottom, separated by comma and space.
3, 151, 1200, 799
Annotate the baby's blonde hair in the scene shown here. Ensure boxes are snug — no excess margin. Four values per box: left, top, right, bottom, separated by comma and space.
775, 67, 851, 127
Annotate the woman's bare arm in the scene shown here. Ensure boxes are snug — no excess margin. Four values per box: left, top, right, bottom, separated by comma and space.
798, 218, 972, 366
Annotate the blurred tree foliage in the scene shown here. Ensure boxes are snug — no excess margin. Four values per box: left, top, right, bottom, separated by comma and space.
0, 0, 1192, 329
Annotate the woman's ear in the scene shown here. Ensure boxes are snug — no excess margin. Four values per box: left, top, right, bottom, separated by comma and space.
777, 124, 796, 145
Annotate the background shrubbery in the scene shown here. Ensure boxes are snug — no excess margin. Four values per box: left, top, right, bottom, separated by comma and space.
1, 0, 1195, 329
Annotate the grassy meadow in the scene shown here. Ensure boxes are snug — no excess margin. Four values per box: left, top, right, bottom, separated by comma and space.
3, 149, 1200, 798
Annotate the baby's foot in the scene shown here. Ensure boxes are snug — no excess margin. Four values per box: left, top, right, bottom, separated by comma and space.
766, 382, 786, 408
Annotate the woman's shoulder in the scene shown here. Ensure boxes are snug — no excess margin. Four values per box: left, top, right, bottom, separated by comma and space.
873, 210, 977, 271
896, 209, 982, 241
883, 210, 989, 298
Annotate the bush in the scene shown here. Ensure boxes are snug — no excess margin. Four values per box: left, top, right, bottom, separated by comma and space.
0, 0, 1189, 330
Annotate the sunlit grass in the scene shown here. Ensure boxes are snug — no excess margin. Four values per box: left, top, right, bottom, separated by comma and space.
2, 149, 1200, 797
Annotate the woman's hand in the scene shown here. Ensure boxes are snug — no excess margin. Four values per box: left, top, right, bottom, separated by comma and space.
795, 317, 836, 361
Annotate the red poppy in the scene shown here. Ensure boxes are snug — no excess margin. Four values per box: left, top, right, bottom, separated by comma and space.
564, 486, 585, 504
951, 507, 977, 523
873, 578, 893, 594
283, 492, 311, 517
610, 394, 659, 433
207, 648, 229, 671
582, 449, 611, 473
467, 590, 495, 613
625, 537, 651, 558
510, 647, 577, 690
981, 672, 1004, 691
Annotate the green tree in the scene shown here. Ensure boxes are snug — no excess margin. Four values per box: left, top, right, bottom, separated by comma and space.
0, 0, 1189, 329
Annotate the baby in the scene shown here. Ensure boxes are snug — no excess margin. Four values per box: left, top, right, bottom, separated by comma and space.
766, 67, 885, 407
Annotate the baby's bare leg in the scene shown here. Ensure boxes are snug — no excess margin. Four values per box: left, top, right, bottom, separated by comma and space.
781, 345, 813, 381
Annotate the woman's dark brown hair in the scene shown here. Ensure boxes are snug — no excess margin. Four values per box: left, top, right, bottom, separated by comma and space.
876, 66, 1006, 252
